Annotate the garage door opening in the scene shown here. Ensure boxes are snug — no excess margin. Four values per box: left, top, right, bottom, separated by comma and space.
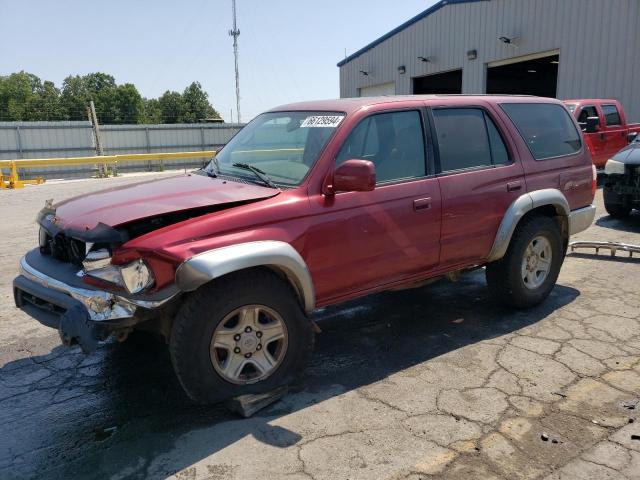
486, 53, 559, 97
413, 69, 462, 94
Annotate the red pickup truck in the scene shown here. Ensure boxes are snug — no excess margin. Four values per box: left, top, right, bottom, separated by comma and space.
14, 95, 596, 403
563, 99, 640, 168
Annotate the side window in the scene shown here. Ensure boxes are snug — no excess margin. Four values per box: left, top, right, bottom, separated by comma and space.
602, 104, 621, 126
577, 106, 598, 125
432, 108, 510, 172
501, 103, 581, 160
336, 110, 426, 183
485, 114, 510, 165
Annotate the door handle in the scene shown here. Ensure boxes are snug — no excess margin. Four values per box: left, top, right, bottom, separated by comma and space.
413, 197, 432, 211
507, 181, 522, 192
600, 133, 605, 140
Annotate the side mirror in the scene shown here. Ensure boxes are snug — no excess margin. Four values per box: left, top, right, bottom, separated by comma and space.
585, 116, 600, 134
327, 159, 376, 194
628, 132, 638, 144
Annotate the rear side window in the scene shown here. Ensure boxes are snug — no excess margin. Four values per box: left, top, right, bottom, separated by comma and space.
432, 108, 510, 172
501, 103, 581, 160
602, 104, 621, 126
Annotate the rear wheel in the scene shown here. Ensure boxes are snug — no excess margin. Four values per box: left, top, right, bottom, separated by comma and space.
603, 188, 631, 218
170, 268, 314, 404
486, 215, 563, 309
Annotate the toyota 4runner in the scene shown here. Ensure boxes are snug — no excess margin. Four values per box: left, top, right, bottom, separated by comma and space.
14, 95, 596, 403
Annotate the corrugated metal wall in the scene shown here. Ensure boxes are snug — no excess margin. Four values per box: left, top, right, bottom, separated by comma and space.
339, 0, 640, 122
0, 122, 243, 178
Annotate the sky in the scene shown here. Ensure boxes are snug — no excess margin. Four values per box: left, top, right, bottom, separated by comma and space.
0, 0, 437, 122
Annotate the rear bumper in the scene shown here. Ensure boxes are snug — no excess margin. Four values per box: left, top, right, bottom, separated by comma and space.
568, 205, 596, 236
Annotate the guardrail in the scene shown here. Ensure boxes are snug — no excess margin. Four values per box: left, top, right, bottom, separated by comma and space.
0, 151, 215, 189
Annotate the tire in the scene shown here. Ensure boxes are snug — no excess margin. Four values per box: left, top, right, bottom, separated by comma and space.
486, 215, 563, 309
170, 268, 314, 404
603, 188, 631, 218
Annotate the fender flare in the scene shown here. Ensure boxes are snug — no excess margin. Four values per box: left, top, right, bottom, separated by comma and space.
175, 241, 316, 314
487, 188, 570, 262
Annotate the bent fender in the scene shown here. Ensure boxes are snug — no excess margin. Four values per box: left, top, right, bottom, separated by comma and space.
176, 241, 316, 314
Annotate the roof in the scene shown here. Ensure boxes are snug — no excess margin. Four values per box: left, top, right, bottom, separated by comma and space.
269, 95, 559, 115
337, 0, 490, 67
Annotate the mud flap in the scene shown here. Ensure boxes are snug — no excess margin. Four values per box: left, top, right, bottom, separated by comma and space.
58, 304, 106, 353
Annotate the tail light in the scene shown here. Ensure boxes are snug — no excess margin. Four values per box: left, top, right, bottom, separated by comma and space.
591, 164, 597, 196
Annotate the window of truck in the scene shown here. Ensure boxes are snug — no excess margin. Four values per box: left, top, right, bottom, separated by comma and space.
602, 104, 622, 126
501, 103, 581, 160
210, 111, 344, 186
577, 106, 598, 126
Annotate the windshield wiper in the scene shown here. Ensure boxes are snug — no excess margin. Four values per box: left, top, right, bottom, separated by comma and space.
232, 162, 279, 189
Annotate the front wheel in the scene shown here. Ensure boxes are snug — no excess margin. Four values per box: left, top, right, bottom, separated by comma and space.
170, 268, 314, 404
486, 215, 563, 309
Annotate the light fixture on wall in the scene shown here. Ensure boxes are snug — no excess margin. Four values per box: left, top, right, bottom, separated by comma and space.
467, 49, 477, 60
359, 70, 369, 76
397, 65, 406, 74
498, 35, 520, 47
418, 56, 432, 63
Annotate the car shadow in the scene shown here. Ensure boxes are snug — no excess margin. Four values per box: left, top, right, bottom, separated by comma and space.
0, 270, 580, 479
595, 211, 640, 234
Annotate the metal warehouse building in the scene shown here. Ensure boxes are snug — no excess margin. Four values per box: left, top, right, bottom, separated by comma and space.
338, 0, 640, 121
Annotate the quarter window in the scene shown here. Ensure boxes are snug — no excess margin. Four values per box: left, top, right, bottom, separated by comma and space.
432, 108, 510, 172
602, 104, 621, 126
336, 110, 426, 183
501, 103, 581, 160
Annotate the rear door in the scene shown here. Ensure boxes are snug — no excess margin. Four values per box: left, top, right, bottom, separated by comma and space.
501, 102, 591, 210
601, 103, 628, 159
305, 108, 442, 302
429, 105, 525, 267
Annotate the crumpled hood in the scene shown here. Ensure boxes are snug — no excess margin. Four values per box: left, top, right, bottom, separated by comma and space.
53, 173, 279, 230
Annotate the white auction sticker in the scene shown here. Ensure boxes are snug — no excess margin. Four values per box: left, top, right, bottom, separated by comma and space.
300, 115, 345, 128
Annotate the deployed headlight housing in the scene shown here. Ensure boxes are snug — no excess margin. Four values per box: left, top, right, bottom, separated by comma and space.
85, 256, 154, 294
604, 159, 626, 175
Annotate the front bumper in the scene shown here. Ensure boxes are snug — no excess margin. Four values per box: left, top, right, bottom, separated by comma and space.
568, 205, 596, 236
13, 249, 179, 352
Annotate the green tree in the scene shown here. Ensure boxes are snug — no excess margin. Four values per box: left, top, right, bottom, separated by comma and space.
112, 83, 144, 123
0, 71, 42, 120
27, 81, 66, 121
142, 98, 162, 123
1, 71, 224, 125
181, 81, 220, 122
158, 90, 185, 124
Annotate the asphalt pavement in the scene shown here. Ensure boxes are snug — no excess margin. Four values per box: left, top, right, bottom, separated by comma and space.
1, 173, 639, 479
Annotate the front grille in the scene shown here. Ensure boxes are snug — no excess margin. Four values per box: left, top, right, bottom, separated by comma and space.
41, 232, 87, 266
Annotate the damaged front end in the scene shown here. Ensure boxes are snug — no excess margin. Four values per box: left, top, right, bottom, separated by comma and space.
14, 203, 181, 353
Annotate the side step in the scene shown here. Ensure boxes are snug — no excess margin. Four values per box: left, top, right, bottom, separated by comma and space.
569, 241, 640, 258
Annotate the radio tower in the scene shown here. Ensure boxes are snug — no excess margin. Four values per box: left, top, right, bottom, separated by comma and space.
229, 0, 241, 123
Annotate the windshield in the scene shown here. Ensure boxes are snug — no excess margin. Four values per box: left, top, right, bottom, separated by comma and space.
207, 111, 345, 187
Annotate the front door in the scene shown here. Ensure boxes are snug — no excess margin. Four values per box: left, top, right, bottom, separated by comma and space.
430, 106, 525, 267
305, 109, 442, 303
577, 105, 607, 166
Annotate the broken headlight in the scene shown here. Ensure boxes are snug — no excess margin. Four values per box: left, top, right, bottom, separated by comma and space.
85, 255, 154, 294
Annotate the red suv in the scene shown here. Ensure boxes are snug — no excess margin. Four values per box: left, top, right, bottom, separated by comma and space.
14, 95, 596, 403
